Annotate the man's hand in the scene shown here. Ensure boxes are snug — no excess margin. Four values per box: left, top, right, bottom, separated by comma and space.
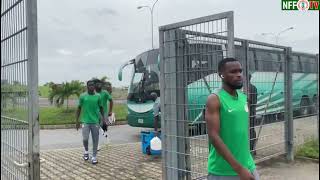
238, 167, 255, 180
76, 121, 80, 131
102, 117, 109, 126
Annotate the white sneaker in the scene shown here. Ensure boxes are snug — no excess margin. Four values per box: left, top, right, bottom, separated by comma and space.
83, 151, 89, 161
91, 157, 98, 164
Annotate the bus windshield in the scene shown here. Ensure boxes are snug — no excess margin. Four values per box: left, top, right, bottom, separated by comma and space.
128, 49, 160, 102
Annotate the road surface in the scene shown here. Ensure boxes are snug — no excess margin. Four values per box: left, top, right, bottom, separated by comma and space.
40, 125, 150, 151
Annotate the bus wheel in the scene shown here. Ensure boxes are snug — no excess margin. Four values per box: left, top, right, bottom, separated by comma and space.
299, 96, 310, 117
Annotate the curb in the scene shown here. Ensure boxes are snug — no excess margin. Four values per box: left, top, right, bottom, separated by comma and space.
40, 120, 127, 129
295, 156, 319, 163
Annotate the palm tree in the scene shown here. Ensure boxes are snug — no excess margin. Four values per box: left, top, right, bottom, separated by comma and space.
100, 76, 109, 82
49, 81, 84, 109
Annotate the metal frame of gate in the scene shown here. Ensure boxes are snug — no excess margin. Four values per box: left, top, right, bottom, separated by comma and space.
159, 11, 319, 180
159, 11, 234, 180
1, 0, 39, 179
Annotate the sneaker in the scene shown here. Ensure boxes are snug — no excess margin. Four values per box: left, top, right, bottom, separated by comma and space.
91, 157, 98, 164
83, 153, 89, 161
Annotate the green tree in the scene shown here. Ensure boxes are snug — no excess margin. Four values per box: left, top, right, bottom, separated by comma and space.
48, 80, 84, 109
92, 76, 112, 91
1, 81, 27, 109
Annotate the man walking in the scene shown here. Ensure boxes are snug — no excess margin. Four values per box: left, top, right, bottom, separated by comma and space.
205, 58, 259, 180
76, 80, 106, 164
150, 92, 160, 135
94, 79, 113, 136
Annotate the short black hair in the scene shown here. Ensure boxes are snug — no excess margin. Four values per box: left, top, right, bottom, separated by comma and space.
91, 78, 101, 84
87, 80, 95, 86
218, 58, 239, 73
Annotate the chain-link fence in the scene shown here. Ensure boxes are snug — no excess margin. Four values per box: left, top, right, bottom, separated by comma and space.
291, 52, 318, 147
1, 0, 39, 179
159, 11, 235, 180
159, 11, 319, 180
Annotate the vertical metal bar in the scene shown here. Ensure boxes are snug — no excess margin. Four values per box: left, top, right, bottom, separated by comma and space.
284, 47, 294, 161
227, 12, 234, 58
316, 54, 319, 140
26, 0, 39, 179
159, 28, 166, 180
243, 40, 249, 95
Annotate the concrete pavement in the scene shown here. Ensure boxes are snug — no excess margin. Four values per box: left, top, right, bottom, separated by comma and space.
40, 125, 146, 151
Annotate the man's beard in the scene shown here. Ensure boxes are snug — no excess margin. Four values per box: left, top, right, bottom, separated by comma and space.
226, 81, 243, 90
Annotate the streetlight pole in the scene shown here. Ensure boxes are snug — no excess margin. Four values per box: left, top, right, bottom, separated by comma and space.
261, 27, 294, 45
137, 0, 159, 49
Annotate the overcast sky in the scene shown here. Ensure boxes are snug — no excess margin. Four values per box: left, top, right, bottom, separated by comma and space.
38, 0, 319, 87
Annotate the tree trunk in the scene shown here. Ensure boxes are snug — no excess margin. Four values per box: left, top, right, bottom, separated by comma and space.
66, 97, 69, 110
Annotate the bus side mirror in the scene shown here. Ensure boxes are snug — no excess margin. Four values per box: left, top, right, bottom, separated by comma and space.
118, 70, 123, 81
118, 59, 135, 81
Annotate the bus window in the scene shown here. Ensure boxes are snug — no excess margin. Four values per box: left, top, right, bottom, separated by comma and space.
235, 45, 245, 66
291, 55, 302, 73
255, 50, 279, 71
278, 53, 285, 72
146, 49, 159, 65
248, 50, 256, 71
300, 56, 316, 73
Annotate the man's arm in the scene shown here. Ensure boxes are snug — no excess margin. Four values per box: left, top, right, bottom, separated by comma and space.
99, 106, 105, 120
109, 99, 113, 116
76, 95, 83, 130
205, 94, 254, 180
76, 107, 81, 130
154, 115, 159, 135
98, 96, 105, 121
106, 92, 113, 116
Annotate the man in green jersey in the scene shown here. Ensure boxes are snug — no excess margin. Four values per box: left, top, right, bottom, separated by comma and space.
94, 79, 113, 135
205, 58, 259, 180
76, 80, 106, 164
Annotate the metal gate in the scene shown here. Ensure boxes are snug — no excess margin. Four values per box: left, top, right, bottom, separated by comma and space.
159, 11, 234, 180
159, 11, 319, 180
1, 0, 39, 179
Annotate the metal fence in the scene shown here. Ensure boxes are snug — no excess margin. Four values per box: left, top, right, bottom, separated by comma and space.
159, 11, 234, 180
1, 0, 39, 179
159, 11, 319, 180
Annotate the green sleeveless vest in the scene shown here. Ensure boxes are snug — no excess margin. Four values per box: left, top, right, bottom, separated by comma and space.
208, 89, 256, 176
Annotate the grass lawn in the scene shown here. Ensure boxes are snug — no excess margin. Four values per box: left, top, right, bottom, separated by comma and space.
39, 85, 79, 99
2, 104, 128, 125
296, 139, 319, 159
39, 85, 128, 99
39, 85, 50, 98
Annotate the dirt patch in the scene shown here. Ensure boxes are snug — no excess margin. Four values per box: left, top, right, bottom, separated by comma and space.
257, 156, 319, 180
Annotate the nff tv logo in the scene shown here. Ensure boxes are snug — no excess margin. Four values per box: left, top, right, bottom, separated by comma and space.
282, 0, 320, 10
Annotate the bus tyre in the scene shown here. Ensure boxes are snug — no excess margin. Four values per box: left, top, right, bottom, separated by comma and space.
299, 96, 310, 117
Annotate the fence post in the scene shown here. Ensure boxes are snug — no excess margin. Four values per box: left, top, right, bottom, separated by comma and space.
227, 12, 235, 58
243, 40, 250, 95
284, 47, 294, 161
159, 28, 167, 180
27, 0, 40, 179
316, 54, 319, 140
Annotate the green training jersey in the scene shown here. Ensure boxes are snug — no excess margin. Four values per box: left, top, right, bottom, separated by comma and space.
78, 92, 102, 124
208, 89, 256, 176
97, 90, 112, 115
